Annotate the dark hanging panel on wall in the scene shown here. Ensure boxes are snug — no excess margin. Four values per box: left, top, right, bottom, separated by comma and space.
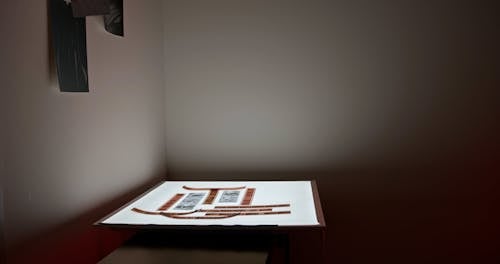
71, 0, 110, 17
49, 0, 89, 92
104, 0, 124, 36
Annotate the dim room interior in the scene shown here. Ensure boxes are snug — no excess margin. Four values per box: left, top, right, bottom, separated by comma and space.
1, 0, 499, 263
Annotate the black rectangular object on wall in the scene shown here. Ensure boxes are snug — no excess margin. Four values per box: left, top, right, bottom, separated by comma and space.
50, 0, 89, 92
104, 0, 124, 37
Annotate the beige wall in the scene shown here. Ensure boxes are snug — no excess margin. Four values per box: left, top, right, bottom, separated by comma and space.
1, 0, 166, 248
163, 0, 499, 172
163, 1, 499, 262
0, 0, 498, 262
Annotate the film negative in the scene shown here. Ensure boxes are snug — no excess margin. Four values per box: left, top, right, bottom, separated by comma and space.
218, 190, 240, 203
157, 193, 184, 211
174, 193, 205, 210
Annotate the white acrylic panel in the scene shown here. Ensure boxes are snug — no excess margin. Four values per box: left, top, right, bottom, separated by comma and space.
101, 181, 319, 226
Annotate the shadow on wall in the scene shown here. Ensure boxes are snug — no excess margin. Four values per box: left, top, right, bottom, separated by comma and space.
5, 176, 163, 264
167, 134, 500, 264
0, 186, 5, 264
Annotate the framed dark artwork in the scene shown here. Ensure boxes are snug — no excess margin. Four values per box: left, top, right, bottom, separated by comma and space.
50, 0, 89, 92
49, 0, 124, 92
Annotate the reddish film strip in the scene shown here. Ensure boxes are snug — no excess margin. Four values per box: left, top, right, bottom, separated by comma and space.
132, 207, 291, 220
241, 188, 255, 205
199, 208, 272, 213
215, 204, 290, 209
205, 211, 291, 216
157, 193, 184, 211
203, 189, 218, 204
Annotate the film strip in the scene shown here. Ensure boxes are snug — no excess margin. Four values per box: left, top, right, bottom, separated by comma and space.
205, 211, 291, 216
157, 193, 184, 211
203, 189, 218, 204
215, 204, 290, 209
132, 208, 238, 219
132, 203, 291, 220
199, 208, 272, 213
241, 188, 255, 205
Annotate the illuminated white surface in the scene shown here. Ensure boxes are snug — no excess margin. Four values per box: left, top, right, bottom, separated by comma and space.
101, 181, 319, 226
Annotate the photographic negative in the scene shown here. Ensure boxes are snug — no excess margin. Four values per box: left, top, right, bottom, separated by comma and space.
218, 190, 240, 203
174, 193, 205, 210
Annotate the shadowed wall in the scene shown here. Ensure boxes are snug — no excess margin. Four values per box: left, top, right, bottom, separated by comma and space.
0, 1, 498, 263
163, 1, 500, 263
1, 0, 166, 262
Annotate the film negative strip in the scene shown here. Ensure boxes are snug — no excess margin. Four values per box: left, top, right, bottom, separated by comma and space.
203, 189, 218, 205
131, 208, 238, 219
215, 204, 290, 209
157, 193, 184, 211
219, 190, 241, 203
199, 208, 273, 213
165, 214, 239, 220
174, 193, 205, 210
132, 205, 291, 220
241, 188, 255, 205
205, 211, 291, 216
